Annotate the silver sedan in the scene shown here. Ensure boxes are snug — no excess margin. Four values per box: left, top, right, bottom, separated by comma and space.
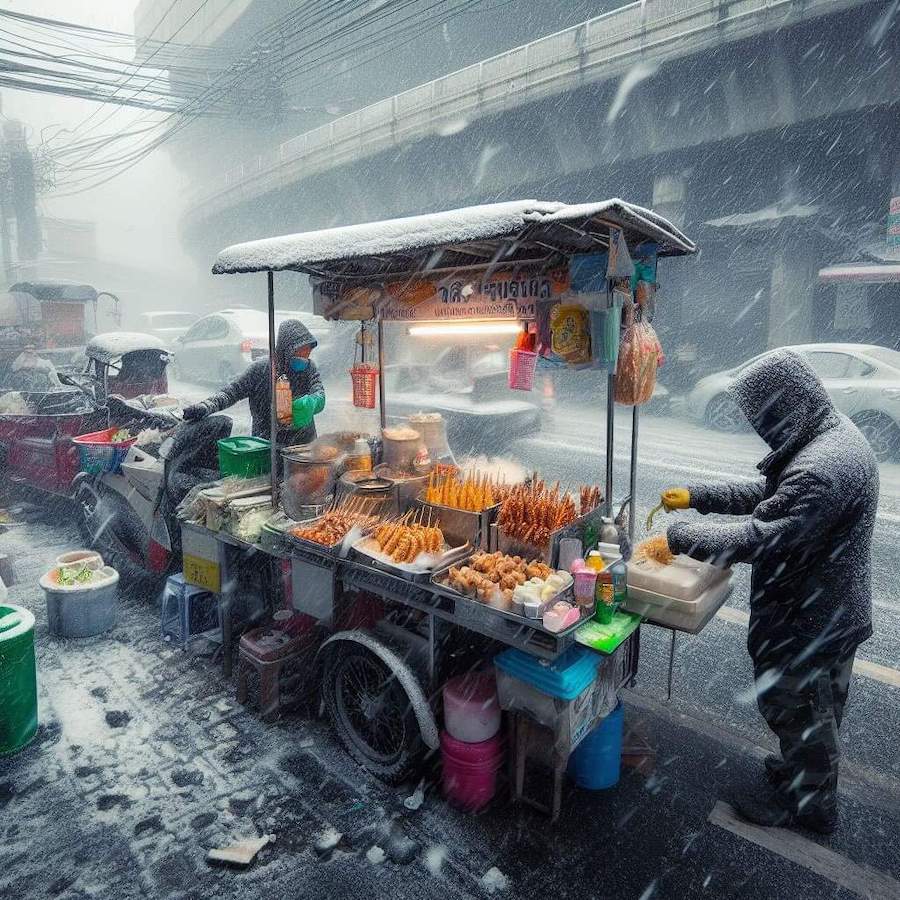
687, 343, 900, 461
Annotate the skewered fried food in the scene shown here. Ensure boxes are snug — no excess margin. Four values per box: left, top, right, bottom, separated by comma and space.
580, 485, 603, 515
497, 480, 579, 549
291, 496, 377, 547
425, 469, 496, 512
369, 515, 446, 564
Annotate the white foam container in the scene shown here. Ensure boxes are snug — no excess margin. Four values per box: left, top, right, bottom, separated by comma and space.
624, 572, 732, 633
626, 554, 725, 601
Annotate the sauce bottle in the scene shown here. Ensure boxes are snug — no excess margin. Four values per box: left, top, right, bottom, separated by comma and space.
276, 375, 292, 424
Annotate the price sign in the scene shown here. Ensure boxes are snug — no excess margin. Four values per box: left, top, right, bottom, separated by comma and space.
183, 554, 221, 593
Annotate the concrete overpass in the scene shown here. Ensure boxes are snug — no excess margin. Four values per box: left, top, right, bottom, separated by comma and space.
182, 0, 895, 233
177, 0, 899, 379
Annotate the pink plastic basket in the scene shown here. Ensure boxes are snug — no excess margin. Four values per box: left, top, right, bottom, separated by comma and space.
508, 349, 538, 391
350, 364, 379, 409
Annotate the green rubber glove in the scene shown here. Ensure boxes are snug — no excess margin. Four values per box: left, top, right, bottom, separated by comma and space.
292, 393, 325, 428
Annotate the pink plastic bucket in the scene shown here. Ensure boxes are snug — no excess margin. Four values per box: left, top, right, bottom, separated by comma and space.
440, 730, 504, 812
574, 569, 598, 605
508, 349, 538, 391
443, 671, 501, 744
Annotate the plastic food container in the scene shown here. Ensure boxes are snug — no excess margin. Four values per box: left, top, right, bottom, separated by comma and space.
217, 436, 271, 477
626, 555, 725, 600
494, 645, 617, 751
40, 566, 120, 638
282, 450, 337, 515
442, 671, 501, 744
55, 550, 104, 571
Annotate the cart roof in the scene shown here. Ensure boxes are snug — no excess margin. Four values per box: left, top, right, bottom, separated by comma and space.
9, 280, 99, 302
212, 198, 696, 279
86, 331, 169, 362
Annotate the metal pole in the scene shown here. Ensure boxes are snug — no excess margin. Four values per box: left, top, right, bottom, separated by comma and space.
629, 404, 639, 544
666, 629, 677, 702
605, 372, 615, 517
267, 270, 279, 509
377, 317, 386, 430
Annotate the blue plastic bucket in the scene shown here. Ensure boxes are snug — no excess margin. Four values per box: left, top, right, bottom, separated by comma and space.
568, 700, 623, 790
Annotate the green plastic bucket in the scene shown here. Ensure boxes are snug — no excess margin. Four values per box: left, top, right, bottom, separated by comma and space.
217, 436, 271, 478
0, 603, 38, 755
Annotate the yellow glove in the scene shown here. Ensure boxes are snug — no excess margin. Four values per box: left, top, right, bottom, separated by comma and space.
662, 487, 690, 511
646, 488, 690, 531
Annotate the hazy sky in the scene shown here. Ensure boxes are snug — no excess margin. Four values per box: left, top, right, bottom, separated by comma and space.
1, 0, 193, 277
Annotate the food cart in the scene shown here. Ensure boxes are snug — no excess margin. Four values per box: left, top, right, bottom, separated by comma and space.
182, 199, 716, 798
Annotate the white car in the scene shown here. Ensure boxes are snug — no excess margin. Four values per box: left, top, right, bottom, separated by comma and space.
687, 343, 900, 461
172, 308, 335, 384
136, 311, 199, 346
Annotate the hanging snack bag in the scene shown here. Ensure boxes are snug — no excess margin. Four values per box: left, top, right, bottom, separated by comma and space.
614, 310, 663, 406
550, 303, 591, 367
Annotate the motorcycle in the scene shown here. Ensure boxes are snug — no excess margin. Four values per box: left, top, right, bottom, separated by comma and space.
73, 398, 232, 581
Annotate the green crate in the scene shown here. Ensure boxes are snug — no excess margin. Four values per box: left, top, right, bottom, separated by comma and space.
217, 436, 271, 477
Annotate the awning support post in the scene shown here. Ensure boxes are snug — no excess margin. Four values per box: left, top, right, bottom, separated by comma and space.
605, 372, 615, 518
629, 404, 639, 544
377, 317, 386, 430
267, 270, 279, 508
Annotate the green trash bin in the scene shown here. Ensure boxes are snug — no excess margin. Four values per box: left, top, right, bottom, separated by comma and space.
0, 603, 38, 756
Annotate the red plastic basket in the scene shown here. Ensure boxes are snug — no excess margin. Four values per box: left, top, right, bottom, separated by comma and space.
72, 427, 136, 475
350, 363, 379, 409
507, 349, 538, 391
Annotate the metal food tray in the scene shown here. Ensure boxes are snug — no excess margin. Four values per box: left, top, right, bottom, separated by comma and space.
493, 505, 605, 566
350, 539, 471, 583
413, 498, 499, 550
429, 567, 585, 639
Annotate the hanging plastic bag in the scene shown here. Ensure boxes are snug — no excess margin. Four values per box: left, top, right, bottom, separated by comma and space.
614, 309, 663, 406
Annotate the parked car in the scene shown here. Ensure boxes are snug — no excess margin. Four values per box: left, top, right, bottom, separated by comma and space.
136, 311, 199, 346
171, 308, 337, 384
688, 343, 900, 461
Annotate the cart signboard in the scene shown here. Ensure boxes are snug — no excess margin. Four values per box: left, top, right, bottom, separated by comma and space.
313, 267, 570, 322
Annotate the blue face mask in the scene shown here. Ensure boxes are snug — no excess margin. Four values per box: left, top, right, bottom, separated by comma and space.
290, 357, 310, 373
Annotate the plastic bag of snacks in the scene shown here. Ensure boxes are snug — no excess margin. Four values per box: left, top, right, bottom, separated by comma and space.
614, 314, 663, 406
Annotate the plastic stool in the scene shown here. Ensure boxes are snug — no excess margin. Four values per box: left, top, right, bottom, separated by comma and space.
160, 573, 222, 650
511, 713, 569, 821
236, 625, 310, 721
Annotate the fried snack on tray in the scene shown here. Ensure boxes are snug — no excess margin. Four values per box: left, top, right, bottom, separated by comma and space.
497, 479, 577, 549
291, 496, 377, 547
444, 551, 551, 602
371, 511, 445, 564
634, 534, 675, 566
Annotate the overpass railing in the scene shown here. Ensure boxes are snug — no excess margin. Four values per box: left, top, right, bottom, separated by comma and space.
188, 0, 872, 218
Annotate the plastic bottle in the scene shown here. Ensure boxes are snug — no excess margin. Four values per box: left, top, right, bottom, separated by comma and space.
596, 570, 615, 623
610, 560, 627, 605
276, 375, 292, 424
585, 550, 605, 572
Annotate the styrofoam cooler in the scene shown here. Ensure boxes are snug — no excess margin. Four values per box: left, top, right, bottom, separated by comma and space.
494, 645, 619, 752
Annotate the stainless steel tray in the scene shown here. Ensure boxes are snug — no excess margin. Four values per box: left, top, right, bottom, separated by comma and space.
413, 498, 499, 550
350, 538, 471, 583
430, 565, 584, 638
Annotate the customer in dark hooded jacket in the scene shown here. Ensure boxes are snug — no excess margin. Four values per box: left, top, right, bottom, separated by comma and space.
657, 349, 878, 834
182, 319, 325, 446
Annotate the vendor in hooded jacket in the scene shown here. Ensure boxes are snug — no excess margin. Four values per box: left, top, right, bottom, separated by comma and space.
182, 319, 325, 445
657, 349, 878, 835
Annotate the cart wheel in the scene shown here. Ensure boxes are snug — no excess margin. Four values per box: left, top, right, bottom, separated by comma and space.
323, 645, 423, 784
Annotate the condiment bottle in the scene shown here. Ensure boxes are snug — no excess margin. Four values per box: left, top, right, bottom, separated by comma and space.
596, 570, 615, 623
585, 550, 605, 572
610, 560, 627, 605
276, 375, 292, 424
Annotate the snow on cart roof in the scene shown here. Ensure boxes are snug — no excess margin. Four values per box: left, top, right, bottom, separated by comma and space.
212, 199, 696, 279
86, 332, 170, 362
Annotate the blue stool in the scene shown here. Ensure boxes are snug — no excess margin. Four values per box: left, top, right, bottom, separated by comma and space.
161, 573, 222, 650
